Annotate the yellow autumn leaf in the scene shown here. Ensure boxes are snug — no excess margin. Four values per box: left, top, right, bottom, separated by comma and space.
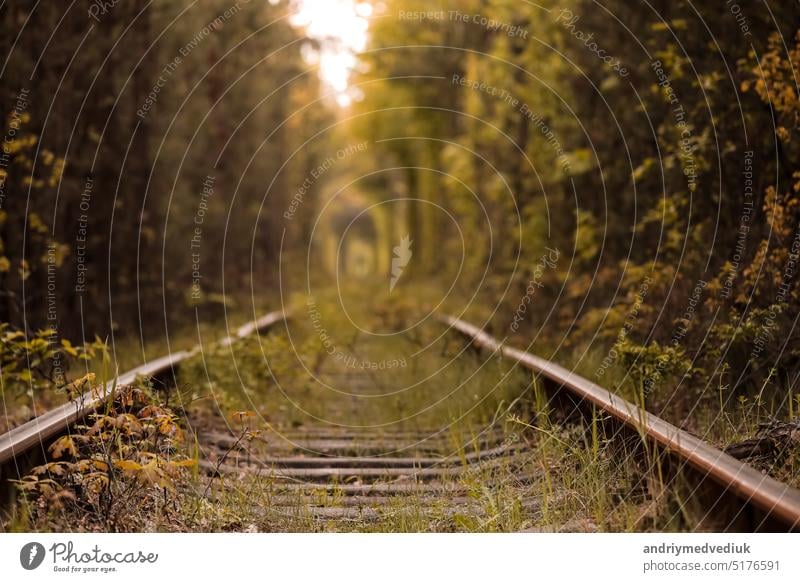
169, 459, 197, 468
49, 436, 78, 459
114, 413, 143, 435
72, 459, 94, 473
114, 459, 142, 473
61, 339, 79, 356
84, 472, 109, 493
92, 459, 110, 472
64, 372, 96, 396
43, 462, 68, 476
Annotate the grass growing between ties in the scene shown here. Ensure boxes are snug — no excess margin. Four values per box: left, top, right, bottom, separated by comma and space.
168, 288, 709, 532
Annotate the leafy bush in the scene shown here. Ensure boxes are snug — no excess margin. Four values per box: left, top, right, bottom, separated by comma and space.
0, 324, 107, 432
13, 382, 196, 531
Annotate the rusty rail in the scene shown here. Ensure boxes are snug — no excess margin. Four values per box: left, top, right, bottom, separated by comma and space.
440, 314, 800, 531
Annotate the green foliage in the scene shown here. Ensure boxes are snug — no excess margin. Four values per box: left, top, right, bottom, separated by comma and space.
352, 0, 800, 439
617, 340, 693, 406
0, 1, 332, 339
0, 323, 107, 402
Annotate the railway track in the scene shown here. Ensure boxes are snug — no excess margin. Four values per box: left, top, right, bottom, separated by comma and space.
193, 424, 537, 525
2, 308, 800, 531
442, 316, 800, 532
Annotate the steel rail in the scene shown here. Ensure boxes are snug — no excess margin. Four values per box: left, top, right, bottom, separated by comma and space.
440, 314, 800, 531
0, 310, 287, 465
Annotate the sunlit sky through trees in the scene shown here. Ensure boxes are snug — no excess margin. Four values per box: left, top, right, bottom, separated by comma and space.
291, 0, 373, 106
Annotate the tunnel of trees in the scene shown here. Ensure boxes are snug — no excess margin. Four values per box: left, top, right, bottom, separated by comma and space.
1, 0, 800, 417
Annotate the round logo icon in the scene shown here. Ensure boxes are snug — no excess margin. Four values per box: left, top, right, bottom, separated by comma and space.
20, 542, 46, 570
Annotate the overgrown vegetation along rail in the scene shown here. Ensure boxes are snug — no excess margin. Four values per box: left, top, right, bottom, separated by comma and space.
0, 312, 287, 473
441, 315, 800, 531
2, 298, 799, 532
